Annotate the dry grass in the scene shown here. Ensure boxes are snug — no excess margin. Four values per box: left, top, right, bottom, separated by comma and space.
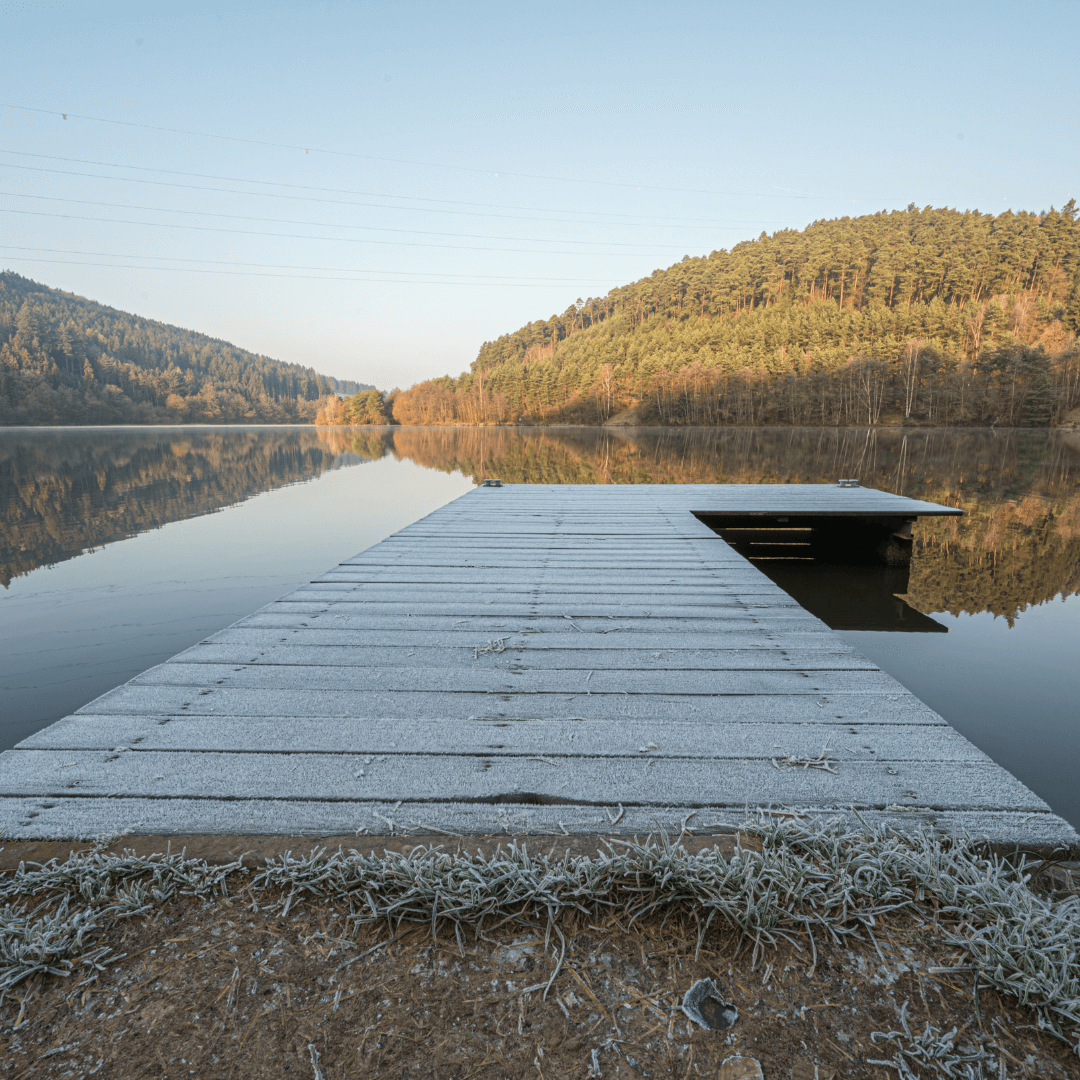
1, 821, 1078, 1079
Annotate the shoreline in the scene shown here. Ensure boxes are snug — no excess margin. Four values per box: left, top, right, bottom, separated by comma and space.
3, 420, 1080, 431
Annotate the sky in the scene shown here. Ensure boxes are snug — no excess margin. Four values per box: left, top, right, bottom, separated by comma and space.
1, 0, 1077, 390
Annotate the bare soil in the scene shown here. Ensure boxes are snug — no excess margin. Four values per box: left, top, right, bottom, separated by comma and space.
3, 892, 1077, 1079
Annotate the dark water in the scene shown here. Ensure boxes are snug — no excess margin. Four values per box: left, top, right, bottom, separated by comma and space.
2, 425, 1078, 826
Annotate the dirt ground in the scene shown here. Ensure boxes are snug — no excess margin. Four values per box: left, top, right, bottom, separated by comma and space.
2, 886, 1078, 1080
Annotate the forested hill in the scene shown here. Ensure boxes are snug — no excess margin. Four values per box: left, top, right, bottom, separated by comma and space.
0, 273, 369, 425
391, 203, 1080, 427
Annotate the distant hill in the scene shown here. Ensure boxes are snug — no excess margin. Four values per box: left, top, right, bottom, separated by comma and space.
391, 203, 1080, 427
0, 272, 371, 425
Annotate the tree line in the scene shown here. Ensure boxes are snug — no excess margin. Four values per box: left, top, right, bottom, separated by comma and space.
389, 203, 1080, 428
0, 272, 369, 426
315, 388, 391, 426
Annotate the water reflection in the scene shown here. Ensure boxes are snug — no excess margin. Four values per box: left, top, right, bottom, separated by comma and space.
5, 425, 1078, 625
757, 565, 948, 632
0, 426, 387, 588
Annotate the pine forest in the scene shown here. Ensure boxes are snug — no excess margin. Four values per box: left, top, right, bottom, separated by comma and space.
389, 203, 1080, 428
5, 202, 1080, 429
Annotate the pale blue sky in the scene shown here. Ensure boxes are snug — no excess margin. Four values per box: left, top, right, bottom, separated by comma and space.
1, 0, 1077, 389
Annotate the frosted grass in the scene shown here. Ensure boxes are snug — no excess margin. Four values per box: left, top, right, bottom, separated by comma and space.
0, 846, 238, 997
1, 821, 1076, 1057
870, 1001, 1016, 1078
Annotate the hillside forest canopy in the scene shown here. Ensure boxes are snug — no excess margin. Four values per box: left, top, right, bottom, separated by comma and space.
0, 272, 369, 425
5, 202, 1079, 430
387, 202, 1080, 428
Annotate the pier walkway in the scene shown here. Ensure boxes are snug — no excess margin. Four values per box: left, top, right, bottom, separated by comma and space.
1, 484, 1075, 849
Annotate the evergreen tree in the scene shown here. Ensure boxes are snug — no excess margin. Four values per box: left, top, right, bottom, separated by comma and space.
392, 202, 1080, 428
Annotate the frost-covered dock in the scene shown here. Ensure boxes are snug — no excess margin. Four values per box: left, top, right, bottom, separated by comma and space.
1, 483, 1075, 849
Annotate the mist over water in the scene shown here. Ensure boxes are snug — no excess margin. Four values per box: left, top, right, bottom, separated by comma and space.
2, 425, 1078, 826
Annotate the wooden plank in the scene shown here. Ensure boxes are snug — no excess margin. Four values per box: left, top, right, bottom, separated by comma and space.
233, 612, 829, 631
0, 799, 1066, 848
236, 611, 830, 632
0, 750, 1040, 810
290, 591, 793, 606
130, 662, 898, 694
75, 687, 940, 724
278, 598, 805, 617
171, 644, 878, 671
304, 572, 779, 586
307, 579, 781, 593
320, 571, 774, 581
20, 717, 958, 756
202, 627, 852, 649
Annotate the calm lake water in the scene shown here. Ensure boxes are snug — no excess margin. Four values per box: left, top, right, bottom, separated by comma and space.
2, 424, 1078, 828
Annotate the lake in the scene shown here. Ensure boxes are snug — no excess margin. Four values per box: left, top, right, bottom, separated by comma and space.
2, 424, 1078, 828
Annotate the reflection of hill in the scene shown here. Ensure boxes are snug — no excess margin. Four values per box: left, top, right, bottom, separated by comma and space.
389, 426, 1080, 621
0, 428, 389, 586
904, 491, 1080, 623
5, 425, 1077, 621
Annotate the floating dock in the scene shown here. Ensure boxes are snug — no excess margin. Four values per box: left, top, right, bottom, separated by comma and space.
1, 484, 1075, 849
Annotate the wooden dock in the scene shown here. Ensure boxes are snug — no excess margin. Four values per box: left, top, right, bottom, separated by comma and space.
1, 484, 1076, 849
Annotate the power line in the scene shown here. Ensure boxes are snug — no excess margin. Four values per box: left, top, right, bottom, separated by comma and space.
0, 207, 677, 258
0, 255, 599, 287
0, 149, 783, 228
0, 101, 823, 200
0, 245, 613, 283
0, 189, 707, 248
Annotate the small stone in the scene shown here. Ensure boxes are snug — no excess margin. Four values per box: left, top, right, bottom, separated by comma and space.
680, 978, 738, 1031
718, 1056, 763, 1080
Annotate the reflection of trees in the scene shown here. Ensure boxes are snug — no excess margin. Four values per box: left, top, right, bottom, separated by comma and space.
4, 425, 1077, 622
315, 427, 395, 460
389, 426, 1080, 622
907, 496, 1080, 623
0, 429, 388, 586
